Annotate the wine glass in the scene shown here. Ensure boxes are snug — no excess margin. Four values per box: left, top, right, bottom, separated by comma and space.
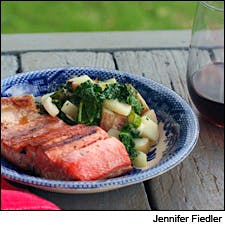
187, 1, 224, 127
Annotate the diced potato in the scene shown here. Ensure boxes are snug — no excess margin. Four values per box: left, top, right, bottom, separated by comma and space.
100, 108, 115, 131
105, 78, 117, 84
112, 113, 127, 130
132, 151, 147, 168
41, 92, 54, 102
68, 75, 92, 83
137, 116, 159, 142
133, 138, 151, 154
41, 96, 59, 117
67, 75, 92, 91
61, 100, 78, 120
129, 84, 149, 114
143, 109, 158, 124
107, 128, 120, 139
136, 91, 150, 114
100, 107, 127, 131
103, 99, 132, 116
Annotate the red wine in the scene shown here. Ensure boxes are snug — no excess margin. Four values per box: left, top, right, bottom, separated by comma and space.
187, 63, 224, 127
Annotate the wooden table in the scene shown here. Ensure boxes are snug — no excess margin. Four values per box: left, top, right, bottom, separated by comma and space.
1, 30, 224, 210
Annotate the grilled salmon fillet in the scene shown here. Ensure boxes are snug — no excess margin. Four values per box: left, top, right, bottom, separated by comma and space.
1, 95, 66, 170
60, 137, 132, 180
1, 95, 132, 181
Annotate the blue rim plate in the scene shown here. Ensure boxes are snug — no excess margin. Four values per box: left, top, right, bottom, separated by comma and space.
1, 67, 199, 193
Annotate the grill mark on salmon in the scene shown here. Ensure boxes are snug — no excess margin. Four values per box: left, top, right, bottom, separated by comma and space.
33, 126, 109, 180
40, 128, 97, 151
1, 95, 132, 181
35, 126, 108, 163
28, 124, 87, 147
3, 116, 63, 141
2, 118, 66, 151
28, 125, 106, 152
35, 137, 132, 181
56, 137, 132, 181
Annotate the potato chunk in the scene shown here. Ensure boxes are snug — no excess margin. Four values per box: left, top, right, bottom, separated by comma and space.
132, 151, 147, 168
41, 96, 59, 117
136, 91, 149, 114
100, 107, 127, 131
61, 100, 78, 120
143, 109, 158, 123
137, 116, 159, 142
133, 138, 151, 154
68, 75, 92, 91
100, 108, 115, 131
103, 99, 131, 116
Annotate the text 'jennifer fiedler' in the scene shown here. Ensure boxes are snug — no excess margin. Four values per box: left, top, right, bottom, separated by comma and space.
153, 214, 223, 223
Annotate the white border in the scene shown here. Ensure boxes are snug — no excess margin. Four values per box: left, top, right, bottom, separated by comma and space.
0, 211, 224, 225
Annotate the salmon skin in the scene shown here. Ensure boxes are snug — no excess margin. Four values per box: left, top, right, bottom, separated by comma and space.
1, 95, 132, 181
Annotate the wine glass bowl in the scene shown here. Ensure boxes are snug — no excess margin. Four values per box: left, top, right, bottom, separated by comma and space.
187, 1, 224, 127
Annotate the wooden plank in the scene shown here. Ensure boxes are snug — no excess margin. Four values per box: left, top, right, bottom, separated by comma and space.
18, 51, 150, 210
1, 55, 18, 79
212, 48, 224, 63
1, 30, 191, 53
113, 50, 224, 210
114, 51, 172, 88
21, 51, 115, 72
148, 119, 224, 210
29, 183, 150, 210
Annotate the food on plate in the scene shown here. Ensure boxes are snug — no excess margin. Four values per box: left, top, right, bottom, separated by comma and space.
1, 74, 159, 180
1, 95, 131, 181
132, 151, 147, 168
100, 107, 127, 131
133, 138, 151, 154
55, 137, 131, 181
142, 109, 158, 124
1, 94, 38, 125
40, 75, 159, 166
41, 94, 60, 117
103, 99, 132, 116
137, 116, 159, 143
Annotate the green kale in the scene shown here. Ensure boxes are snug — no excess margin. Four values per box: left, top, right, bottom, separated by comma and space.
50, 84, 73, 109
103, 83, 143, 115
73, 80, 104, 125
48, 77, 144, 127
127, 111, 142, 128
102, 83, 120, 99
119, 123, 141, 161
120, 123, 141, 138
122, 84, 143, 115
50, 89, 65, 109
119, 132, 139, 161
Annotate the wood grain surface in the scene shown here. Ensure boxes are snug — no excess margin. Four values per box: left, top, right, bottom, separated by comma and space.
20, 52, 115, 71
1, 46, 224, 210
1, 55, 18, 79
113, 50, 224, 210
2, 51, 150, 210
